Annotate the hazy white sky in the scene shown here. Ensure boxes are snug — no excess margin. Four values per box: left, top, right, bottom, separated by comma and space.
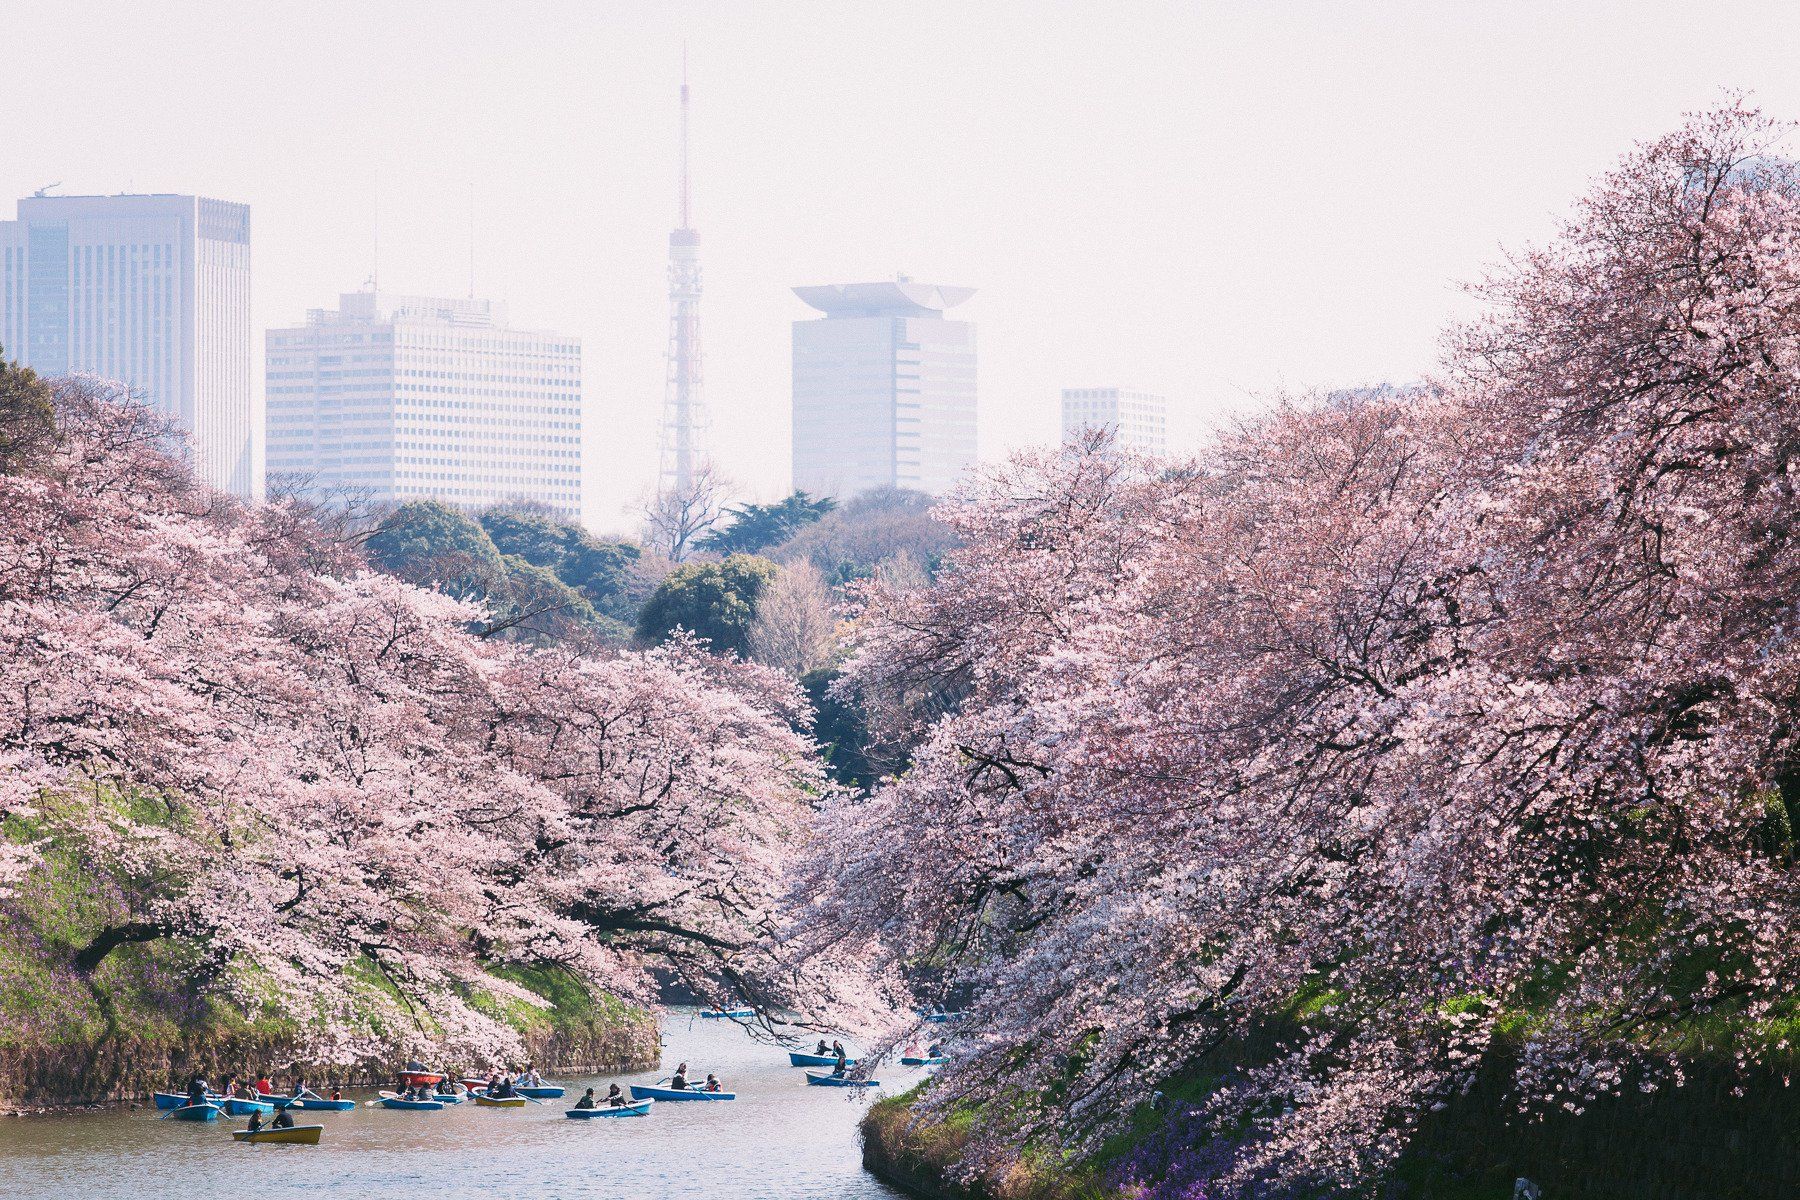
4, 0, 1799, 532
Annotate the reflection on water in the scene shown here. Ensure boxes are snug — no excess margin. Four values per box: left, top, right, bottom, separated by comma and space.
0, 1009, 909, 1200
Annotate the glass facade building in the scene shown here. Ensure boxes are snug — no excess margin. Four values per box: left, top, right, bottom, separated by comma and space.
791, 280, 977, 499
266, 293, 582, 521
0, 193, 257, 497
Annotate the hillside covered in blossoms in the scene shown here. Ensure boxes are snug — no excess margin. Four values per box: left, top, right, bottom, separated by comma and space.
801, 103, 1800, 1197
0, 366, 832, 1087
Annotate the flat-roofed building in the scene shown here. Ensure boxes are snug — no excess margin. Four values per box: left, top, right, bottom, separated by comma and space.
1061, 386, 1168, 456
0, 192, 257, 496
265, 292, 582, 521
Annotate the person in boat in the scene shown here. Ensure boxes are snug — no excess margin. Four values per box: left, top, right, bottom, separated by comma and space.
484, 1071, 502, 1096
246, 1109, 263, 1133
704, 1073, 722, 1093
186, 1074, 210, 1107
435, 1079, 455, 1096
831, 1039, 847, 1060
521, 1063, 543, 1087
271, 1106, 295, 1130
254, 1072, 272, 1096
330, 1086, 343, 1102
833, 1045, 849, 1075
671, 1062, 690, 1090
815, 1039, 830, 1056
291, 1075, 309, 1098
606, 1084, 627, 1107
495, 1074, 517, 1099
926, 1041, 944, 1058
574, 1087, 597, 1110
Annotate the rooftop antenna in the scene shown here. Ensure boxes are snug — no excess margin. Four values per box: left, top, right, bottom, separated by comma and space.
372, 168, 381, 294
679, 42, 691, 231
467, 182, 476, 300
32, 182, 61, 198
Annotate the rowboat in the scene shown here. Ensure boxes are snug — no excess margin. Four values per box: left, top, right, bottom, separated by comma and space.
923, 1011, 969, 1023
222, 1096, 275, 1115
516, 1085, 564, 1099
377, 1091, 446, 1111
698, 1008, 753, 1019
232, 1124, 323, 1145
458, 1076, 490, 1089
788, 1051, 857, 1068
275, 1096, 355, 1111
168, 1102, 224, 1121
398, 1070, 445, 1086
472, 1093, 528, 1108
629, 1083, 735, 1102
900, 1055, 949, 1066
153, 1091, 218, 1110
566, 1100, 653, 1118
432, 1091, 465, 1103
805, 1071, 881, 1088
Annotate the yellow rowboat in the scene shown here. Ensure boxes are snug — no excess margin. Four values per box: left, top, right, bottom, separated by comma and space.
232, 1124, 323, 1145
472, 1093, 527, 1108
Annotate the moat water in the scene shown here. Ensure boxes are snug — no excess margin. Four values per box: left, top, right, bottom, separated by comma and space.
0, 1008, 910, 1199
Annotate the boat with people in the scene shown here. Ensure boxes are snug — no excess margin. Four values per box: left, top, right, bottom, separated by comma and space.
376, 1091, 446, 1111
900, 1055, 949, 1066
272, 1095, 356, 1111
629, 1081, 736, 1101
698, 1007, 754, 1018
154, 1090, 219, 1110
472, 1092, 528, 1108
805, 1070, 881, 1088
566, 1100, 653, 1118
787, 1050, 857, 1067
167, 1102, 225, 1121
232, 1124, 323, 1145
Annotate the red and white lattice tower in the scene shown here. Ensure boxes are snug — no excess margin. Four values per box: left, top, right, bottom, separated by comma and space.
658, 51, 709, 498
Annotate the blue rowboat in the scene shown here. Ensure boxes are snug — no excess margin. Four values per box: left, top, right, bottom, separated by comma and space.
923, 1011, 969, 1023
805, 1071, 880, 1088
629, 1083, 735, 1102
154, 1091, 195, 1110
285, 1097, 355, 1111
432, 1091, 464, 1103
222, 1096, 275, 1115
516, 1085, 564, 1099
376, 1092, 445, 1111
566, 1100, 652, 1118
788, 1051, 857, 1068
169, 1102, 224, 1121
698, 1008, 753, 1019
900, 1055, 949, 1066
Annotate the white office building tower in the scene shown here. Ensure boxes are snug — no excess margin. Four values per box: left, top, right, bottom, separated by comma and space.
0, 193, 257, 497
791, 280, 976, 499
265, 292, 582, 521
1061, 386, 1168, 456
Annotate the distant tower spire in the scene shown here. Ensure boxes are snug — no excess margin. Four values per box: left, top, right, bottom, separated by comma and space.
659, 45, 709, 498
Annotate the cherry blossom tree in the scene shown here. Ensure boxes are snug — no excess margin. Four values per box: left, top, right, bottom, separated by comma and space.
0, 373, 825, 1066
790, 102, 1800, 1194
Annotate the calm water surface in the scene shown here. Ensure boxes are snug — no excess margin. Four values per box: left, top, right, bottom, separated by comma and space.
0, 1008, 909, 1199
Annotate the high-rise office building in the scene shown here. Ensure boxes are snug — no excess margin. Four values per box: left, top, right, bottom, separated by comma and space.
791, 279, 976, 499
1061, 387, 1168, 455
0, 193, 257, 497
265, 292, 582, 521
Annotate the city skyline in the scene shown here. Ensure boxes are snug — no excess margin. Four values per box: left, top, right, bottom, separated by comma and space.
12, 3, 1800, 532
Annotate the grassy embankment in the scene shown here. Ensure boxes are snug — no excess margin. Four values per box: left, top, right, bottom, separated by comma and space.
0, 800, 657, 1107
